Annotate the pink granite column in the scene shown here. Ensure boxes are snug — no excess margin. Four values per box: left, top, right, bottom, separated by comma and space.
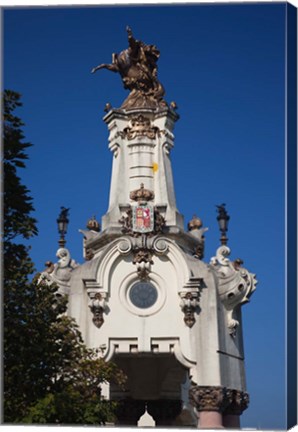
223, 389, 249, 428
189, 386, 226, 429
199, 411, 224, 428
189, 386, 250, 429
223, 414, 240, 428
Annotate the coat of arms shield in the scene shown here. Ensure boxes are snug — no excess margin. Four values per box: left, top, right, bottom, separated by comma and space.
132, 203, 154, 233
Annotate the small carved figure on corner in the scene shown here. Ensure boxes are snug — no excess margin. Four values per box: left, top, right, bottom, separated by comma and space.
232, 258, 244, 270
43, 261, 55, 274
104, 102, 112, 113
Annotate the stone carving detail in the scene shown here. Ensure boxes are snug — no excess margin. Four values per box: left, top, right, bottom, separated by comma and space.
37, 247, 78, 291
179, 291, 200, 328
117, 238, 133, 255
119, 203, 165, 238
188, 215, 208, 259
119, 207, 134, 235
210, 245, 257, 337
133, 248, 154, 280
117, 236, 169, 280
117, 115, 161, 140
88, 292, 107, 329
189, 386, 249, 415
85, 248, 95, 261
225, 389, 250, 415
91, 26, 167, 110
189, 386, 228, 412
130, 182, 154, 203
86, 215, 100, 232
152, 237, 168, 255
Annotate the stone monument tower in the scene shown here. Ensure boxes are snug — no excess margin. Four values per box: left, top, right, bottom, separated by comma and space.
40, 28, 257, 428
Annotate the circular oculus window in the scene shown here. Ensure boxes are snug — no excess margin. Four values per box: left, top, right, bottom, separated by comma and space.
129, 281, 158, 309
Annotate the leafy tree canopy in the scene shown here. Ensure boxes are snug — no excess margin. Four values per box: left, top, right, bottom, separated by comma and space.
3, 90, 126, 424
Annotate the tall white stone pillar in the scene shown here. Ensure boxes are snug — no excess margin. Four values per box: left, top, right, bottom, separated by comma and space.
101, 108, 184, 231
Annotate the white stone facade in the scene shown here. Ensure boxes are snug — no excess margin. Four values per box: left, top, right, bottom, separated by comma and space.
40, 106, 257, 427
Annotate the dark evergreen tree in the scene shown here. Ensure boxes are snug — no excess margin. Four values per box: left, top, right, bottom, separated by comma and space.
3, 90, 125, 424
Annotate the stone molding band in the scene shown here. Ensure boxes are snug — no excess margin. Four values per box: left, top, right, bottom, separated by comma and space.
189, 386, 249, 415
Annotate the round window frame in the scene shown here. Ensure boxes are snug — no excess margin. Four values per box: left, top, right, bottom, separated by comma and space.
129, 281, 158, 309
119, 273, 166, 317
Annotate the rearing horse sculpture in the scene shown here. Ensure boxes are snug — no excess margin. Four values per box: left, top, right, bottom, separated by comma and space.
91, 27, 167, 110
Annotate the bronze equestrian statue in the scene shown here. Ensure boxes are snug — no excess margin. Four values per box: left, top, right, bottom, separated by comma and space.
91, 27, 167, 110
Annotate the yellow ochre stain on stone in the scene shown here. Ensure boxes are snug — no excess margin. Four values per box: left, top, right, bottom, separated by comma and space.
152, 162, 158, 173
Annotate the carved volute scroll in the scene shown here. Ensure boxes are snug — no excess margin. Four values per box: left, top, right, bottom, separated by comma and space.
210, 245, 257, 337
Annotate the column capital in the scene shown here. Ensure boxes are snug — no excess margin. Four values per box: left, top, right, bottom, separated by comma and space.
224, 389, 249, 415
189, 386, 228, 413
189, 386, 249, 415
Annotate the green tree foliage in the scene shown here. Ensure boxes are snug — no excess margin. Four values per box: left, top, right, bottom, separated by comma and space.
3, 91, 126, 424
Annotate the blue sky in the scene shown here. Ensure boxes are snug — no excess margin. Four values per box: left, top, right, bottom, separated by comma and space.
3, 3, 287, 429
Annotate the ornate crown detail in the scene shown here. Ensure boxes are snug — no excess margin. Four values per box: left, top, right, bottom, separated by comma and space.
130, 183, 155, 202
86, 215, 100, 232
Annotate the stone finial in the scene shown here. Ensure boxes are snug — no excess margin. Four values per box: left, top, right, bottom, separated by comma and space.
86, 215, 100, 232
130, 183, 154, 202
188, 215, 203, 231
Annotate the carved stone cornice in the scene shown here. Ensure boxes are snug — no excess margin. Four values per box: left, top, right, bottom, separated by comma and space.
189, 386, 249, 415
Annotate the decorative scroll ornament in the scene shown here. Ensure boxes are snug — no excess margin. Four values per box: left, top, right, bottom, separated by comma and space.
179, 292, 200, 328
210, 245, 257, 337
118, 115, 161, 140
88, 292, 107, 329
86, 215, 100, 232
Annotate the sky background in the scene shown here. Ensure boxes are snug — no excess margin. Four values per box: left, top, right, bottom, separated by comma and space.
3, 3, 287, 429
